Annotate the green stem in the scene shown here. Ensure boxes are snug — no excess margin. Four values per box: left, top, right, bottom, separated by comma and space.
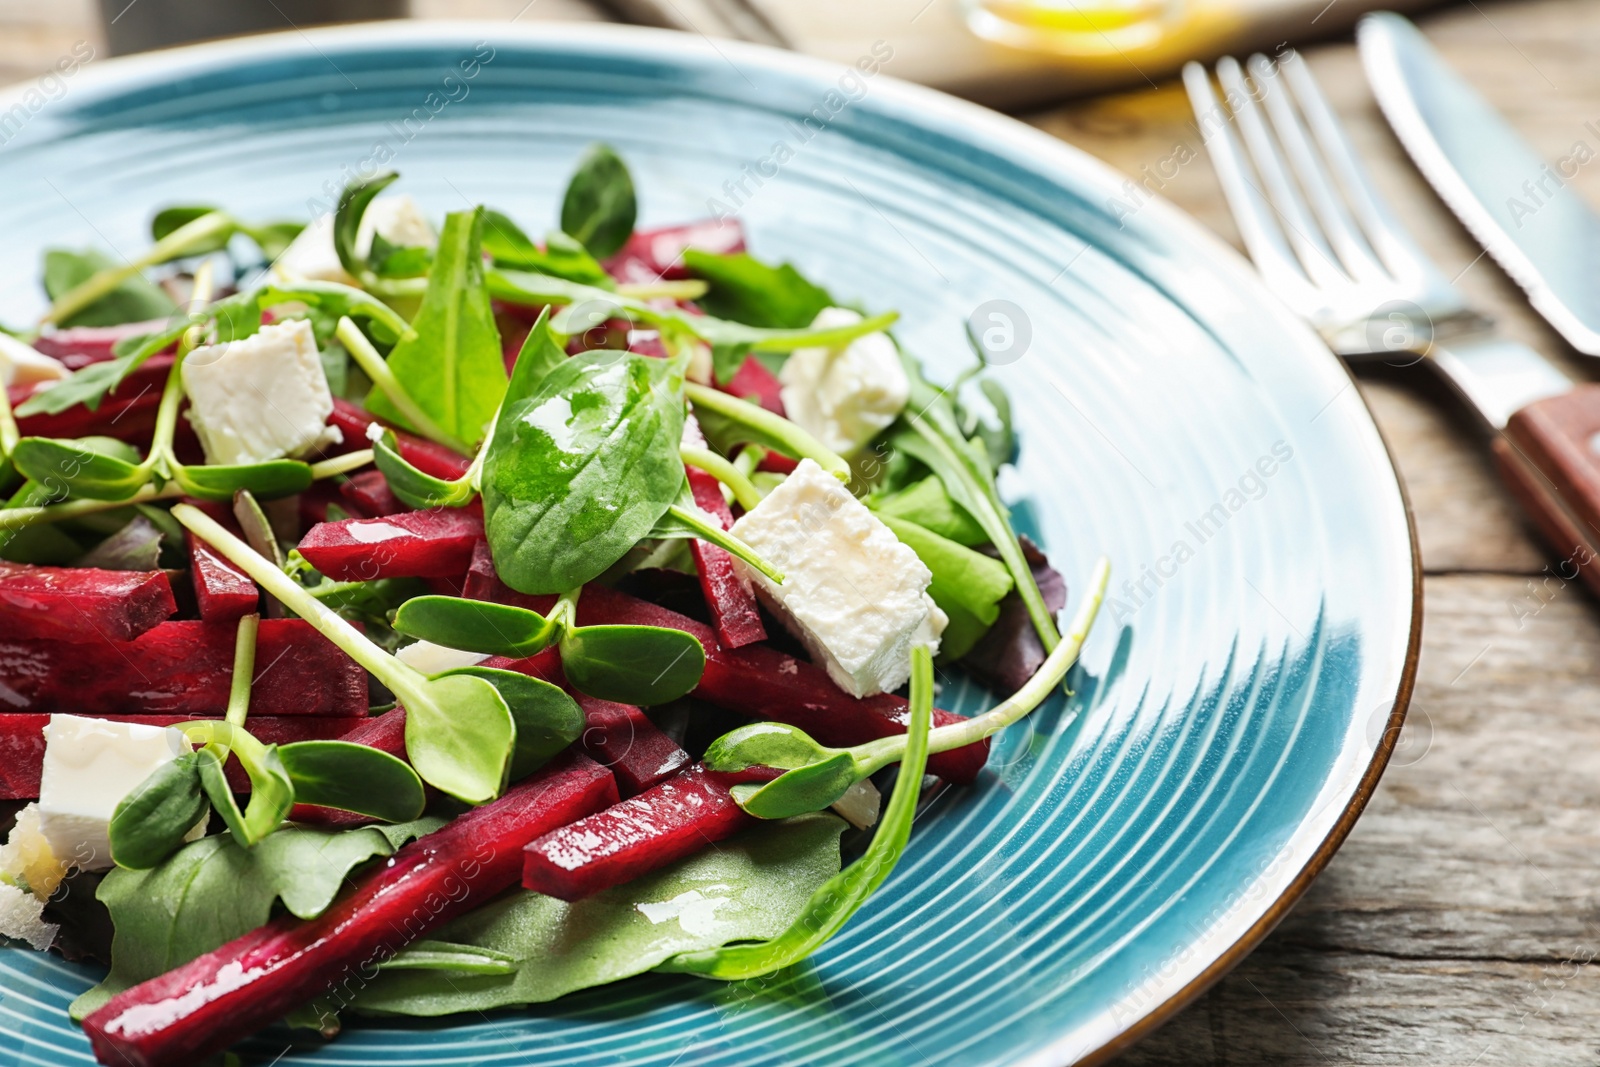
548, 587, 581, 633
173, 503, 423, 699
616, 280, 707, 301
683, 382, 851, 483
142, 260, 218, 480
43, 211, 234, 326
855, 556, 1109, 774
309, 449, 375, 480
225, 614, 259, 729
664, 503, 784, 584
335, 317, 473, 455
680, 446, 763, 511
0, 483, 182, 529
733, 445, 764, 478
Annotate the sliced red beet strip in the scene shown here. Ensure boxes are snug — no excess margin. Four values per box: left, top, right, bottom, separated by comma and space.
11, 355, 172, 444
522, 762, 776, 901
602, 219, 745, 284
338, 470, 405, 518
756, 450, 798, 475
0, 619, 367, 717
722, 356, 785, 416
0, 715, 363, 800
183, 502, 258, 622
0, 562, 175, 644
686, 466, 765, 649
298, 507, 484, 581
466, 582, 988, 784
484, 650, 690, 795
84, 752, 618, 1067
324, 399, 472, 480
31, 320, 170, 369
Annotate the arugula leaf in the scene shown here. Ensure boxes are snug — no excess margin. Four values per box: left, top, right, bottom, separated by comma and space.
483, 212, 614, 287
878, 513, 1013, 660
682, 250, 831, 329
560, 144, 637, 259
42, 248, 179, 327
347, 813, 844, 1016
482, 350, 687, 594
15, 319, 187, 418
365, 208, 507, 446
73, 818, 443, 1020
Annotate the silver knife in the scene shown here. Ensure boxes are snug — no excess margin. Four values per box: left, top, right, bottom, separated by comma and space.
1359, 11, 1600, 356
1361, 12, 1600, 587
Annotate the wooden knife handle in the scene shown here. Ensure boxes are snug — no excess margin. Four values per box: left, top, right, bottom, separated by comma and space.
1496, 384, 1600, 594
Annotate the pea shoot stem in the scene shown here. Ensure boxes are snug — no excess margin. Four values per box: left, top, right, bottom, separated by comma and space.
225, 614, 259, 729
683, 382, 851, 483
308, 449, 375, 480
680, 446, 762, 511
41, 211, 234, 326
335, 316, 472, 455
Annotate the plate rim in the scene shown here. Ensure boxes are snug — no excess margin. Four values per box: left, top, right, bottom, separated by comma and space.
0, 20, 1422, 1065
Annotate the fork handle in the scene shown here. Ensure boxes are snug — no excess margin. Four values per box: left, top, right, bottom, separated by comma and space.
1495, 385, 1600, 593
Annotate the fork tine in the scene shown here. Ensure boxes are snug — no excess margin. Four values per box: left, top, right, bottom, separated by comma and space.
1182, 62, 1321, 315
1248, 53, 1388, 287
1214, 56, 1351, 293
1277, 51, 1447, 288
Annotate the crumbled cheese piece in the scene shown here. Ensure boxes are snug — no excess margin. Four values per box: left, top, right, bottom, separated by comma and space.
0, 882, 57, 950
778, 307, 909, 455
37, 715, 198, 872
0, 333, 69, 388
395, 640, 491, 676
183, 319, 340, 466
729, 459, 945, 697
270, 194, 437, 285
0, 804, 68, 900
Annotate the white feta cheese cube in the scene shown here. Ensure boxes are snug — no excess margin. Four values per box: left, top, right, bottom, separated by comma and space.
183, 318, 340, 466
37, 715, 198, 872
729, 458, 945, 697
395, 640, 491, 676
0, 333, 69, 389
270, 194, 437, 286
778, 307, 910, 456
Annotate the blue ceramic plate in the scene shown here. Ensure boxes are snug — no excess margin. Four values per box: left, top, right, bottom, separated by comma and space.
0, 23, 1417, 1067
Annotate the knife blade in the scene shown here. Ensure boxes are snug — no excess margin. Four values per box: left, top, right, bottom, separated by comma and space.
1359, 12, 1600, 356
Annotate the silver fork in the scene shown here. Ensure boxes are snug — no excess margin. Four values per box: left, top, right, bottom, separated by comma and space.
1184, 50, 1600, 595
1182, 50, 1570, 430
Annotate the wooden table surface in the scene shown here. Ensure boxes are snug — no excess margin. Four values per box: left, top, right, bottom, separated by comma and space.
4, 0, 1596, 1063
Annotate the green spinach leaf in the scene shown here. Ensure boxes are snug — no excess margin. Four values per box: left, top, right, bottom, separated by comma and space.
348, 813, 843, 1016
559, 144, 637, 259
482, 350, 686, 594
365, 208, 507, 446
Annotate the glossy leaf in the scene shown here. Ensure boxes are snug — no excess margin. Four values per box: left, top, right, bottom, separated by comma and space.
9, 437, 149, 500
560, 144, 637, 259
347, 814, 844, 1016
482, 350, 686, 594
439, 665, 584, 780
108, 753, 208, 870
395, 671, 517, 805
558, 624, 705, 706
197, 742, 294, 849
333, 170, 399, 279
371, 430, 475, 509
278, 740, 427, 823
365, 208, 507, 445
505, 305, 567, 402
393, 595, 560, 658
171, 459, 313, 502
